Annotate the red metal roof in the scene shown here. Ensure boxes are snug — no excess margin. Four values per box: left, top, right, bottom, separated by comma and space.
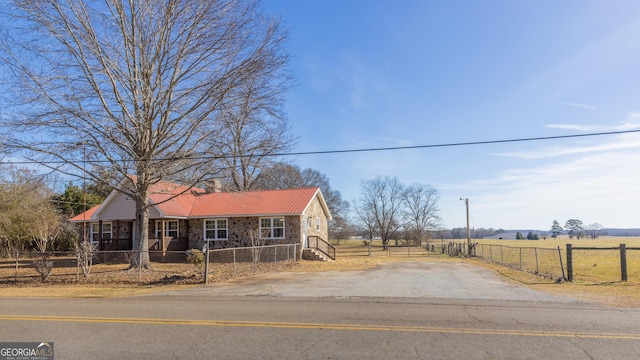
70, 178, 327, 221
69, 205, 100, 222
190, 187, 322, 217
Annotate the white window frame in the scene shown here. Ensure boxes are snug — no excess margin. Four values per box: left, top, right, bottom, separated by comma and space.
156, 220, 179, 238
204, 219, 228, 241
316, 217, 321, 231
259, 217, 285, 239
90, 222, 112, 242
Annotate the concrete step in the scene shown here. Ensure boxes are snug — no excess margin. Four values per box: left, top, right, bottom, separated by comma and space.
302, 248, 332, 262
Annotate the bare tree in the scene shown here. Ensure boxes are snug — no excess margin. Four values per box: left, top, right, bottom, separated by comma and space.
585, 223, 604, 240
214, 75, 295, 191
353, 176, 404, 250
0, 0, 290, 268
403, 183, 441, 246
252, 162, 305, 190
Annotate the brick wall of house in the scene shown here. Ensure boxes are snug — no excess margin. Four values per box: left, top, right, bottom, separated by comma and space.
301, 194, 330, 241
188, 215, 303, 250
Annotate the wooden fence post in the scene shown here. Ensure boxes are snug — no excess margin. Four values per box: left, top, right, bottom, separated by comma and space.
566, 244, 572, 282
557, 246, 565, 281
534, 247, 539, 274
204, 244, 209, 285
620, 244, 627, 282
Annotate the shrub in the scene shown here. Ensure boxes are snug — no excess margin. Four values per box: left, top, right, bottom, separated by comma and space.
186, 249, 204, 266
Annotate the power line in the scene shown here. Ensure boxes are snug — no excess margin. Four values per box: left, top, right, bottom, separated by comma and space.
282, 129, 640, 156
3, 129, 639, 165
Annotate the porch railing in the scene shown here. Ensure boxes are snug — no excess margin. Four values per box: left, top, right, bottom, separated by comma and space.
308, 236, 336, 260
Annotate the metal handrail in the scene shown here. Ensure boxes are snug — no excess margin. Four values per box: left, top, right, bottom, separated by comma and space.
308, 236, 336, 260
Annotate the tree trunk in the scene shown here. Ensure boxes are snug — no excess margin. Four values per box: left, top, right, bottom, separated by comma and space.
132, 192, 151, 269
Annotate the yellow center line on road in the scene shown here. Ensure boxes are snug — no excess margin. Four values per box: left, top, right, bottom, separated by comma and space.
0, 314, 638, 340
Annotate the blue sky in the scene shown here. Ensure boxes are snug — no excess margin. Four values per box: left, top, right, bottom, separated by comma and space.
262, 0, 640, 230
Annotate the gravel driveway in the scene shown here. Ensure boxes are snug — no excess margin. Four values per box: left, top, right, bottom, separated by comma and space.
162, 261, 579, 302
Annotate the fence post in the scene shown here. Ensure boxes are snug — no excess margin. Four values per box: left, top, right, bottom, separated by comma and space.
620, 244, 627, 282
557, 246, 565, 281
489, 245, 493, 262
566, 244, 573, 282
500, 245, 503, 264
534, 247, 539, 274
204, 244, 209, 285
274, 245, 277, 264
15, 250, 18, 282
233, 248, 237, 276
138, 250, 142, 283
519, 248, 522, 270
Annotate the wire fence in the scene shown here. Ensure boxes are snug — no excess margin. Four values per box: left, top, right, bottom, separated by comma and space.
333, 239, 472, 258
566, 244, 640, 283
0, 244, 298, 285
475, 244, 565, 280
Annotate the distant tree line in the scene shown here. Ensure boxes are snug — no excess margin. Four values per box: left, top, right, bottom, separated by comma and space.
550, 219, 605, 240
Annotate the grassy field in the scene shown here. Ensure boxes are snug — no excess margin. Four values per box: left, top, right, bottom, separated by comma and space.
475, 236, 640, 282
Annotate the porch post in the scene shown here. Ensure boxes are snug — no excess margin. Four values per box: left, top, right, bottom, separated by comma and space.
98, 220, 103, 250
161, 220, 166, 256
185, 220, 190, 249
129, 221, 134, 249
114, 220, 120, 250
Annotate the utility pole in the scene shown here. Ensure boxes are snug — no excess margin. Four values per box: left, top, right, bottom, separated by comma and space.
460, 198, 471, 256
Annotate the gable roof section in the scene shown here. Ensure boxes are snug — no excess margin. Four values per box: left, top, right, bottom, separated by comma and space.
69, 205, 100, 222
190, 187, 327, 217
70, 177, 330, 221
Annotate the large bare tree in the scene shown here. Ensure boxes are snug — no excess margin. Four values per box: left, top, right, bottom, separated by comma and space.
402, 183, 441, 246
353, 176, 405, 250
0, 0, 290, 267
214, 73, 295, 191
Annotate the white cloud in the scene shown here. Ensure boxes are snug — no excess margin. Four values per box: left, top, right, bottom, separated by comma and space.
545, 124, 599, 132
492, 134, 640, 160
559, 102, 596, 110
441, 138, 640, 229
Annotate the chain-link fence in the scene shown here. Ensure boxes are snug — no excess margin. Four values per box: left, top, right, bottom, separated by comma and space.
0, 244, 298, 285
475, 244, 565, 280
333, 239, 472, 258
204, 244, 297, 283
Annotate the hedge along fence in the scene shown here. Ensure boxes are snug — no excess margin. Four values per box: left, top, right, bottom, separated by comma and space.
475, 244, 565, 280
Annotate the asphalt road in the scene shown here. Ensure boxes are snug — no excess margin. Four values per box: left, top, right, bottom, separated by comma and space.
1, 261, 639, 359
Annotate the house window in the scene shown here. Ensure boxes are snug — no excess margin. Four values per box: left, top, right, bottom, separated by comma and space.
316, 217, 321, 231
156, 220, 179, 238
204, 219, 228, 240
90, 222, 112, 242
260, 217, 284, 239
